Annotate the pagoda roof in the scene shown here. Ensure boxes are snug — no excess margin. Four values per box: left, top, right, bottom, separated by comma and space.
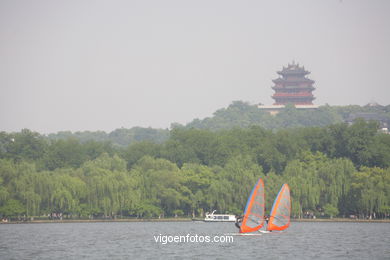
272, 93, 314, 98
272, 77, 315, 84
272, 85, 315, 91
277, 62, 310, 76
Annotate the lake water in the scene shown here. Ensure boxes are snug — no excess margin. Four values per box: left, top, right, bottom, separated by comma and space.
0, 221, 389, 259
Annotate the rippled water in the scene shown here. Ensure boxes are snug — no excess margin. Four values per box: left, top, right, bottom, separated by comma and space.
0, 221, 389, 259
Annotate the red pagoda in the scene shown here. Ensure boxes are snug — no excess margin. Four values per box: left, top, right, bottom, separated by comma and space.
271, 62, 315, 105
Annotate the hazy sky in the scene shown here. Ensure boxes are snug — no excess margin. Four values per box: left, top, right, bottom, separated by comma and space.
1, 0, 389, 133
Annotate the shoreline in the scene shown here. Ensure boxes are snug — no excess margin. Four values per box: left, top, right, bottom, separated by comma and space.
292, 218, 390, 223
1, 217, 390, 224
0, 218, 192, 224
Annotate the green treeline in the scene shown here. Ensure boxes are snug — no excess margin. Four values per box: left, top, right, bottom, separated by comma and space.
47, 127, 170, 147
0, 119, 389, 220
44, 102, 390, 147
182, 101, 390, 130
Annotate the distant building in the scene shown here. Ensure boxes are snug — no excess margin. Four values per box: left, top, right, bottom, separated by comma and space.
259, 62, 318, 114
272, 62, 316, 105
347, 112, 389, 133
364, 101, 384, 109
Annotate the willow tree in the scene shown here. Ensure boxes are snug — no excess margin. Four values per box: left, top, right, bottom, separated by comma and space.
81, 153, 136, 217
0, 177, 9, 205
12, 163, 42, 216
350, 167, 390, 218
180, 163, 213, 217
283, 152, 323, 218
130, 156, 184, 216
317, 158, 355, 216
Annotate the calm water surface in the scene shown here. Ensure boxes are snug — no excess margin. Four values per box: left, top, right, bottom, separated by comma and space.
0, 221, 389, 259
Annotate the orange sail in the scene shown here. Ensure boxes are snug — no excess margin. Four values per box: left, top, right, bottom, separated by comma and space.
240, 178, 265, 233
267, 184, 291, 231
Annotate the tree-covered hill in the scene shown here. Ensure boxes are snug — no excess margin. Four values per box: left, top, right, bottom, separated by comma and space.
41, 102, 390, 147
183, 101, 390, 131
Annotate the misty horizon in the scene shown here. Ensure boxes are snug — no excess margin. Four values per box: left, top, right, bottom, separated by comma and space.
1, 0, 390, 134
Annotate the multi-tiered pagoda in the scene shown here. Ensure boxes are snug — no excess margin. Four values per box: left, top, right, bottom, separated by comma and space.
271, 62, 315, 105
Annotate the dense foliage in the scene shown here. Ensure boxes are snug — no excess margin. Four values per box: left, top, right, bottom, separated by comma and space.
184, 101, 390, 131
47, 127, 169, 147
43, 102, 390, 146
1, 118, 389, 220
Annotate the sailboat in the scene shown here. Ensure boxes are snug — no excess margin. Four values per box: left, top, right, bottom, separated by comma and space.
266, 183, 291, 232
239, 178, 265, 234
